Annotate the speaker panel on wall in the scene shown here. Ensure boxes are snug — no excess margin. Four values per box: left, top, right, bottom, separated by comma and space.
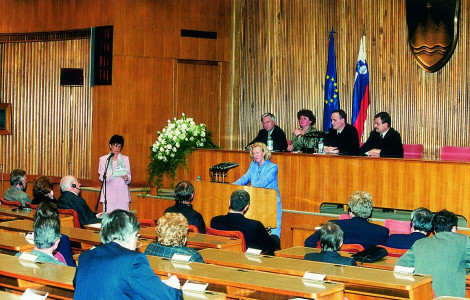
90, 26, 113, 86
60, 68, 84, 86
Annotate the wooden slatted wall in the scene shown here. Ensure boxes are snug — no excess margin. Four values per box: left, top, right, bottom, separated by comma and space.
0, 38, 92, 178
234, 0, 469, 159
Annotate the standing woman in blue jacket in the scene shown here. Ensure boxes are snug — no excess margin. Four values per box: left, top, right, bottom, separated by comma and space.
234, 142, 282, 237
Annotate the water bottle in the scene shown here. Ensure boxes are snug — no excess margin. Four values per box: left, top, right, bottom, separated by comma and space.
267, 135, 273, 151
196, 176, 201, 182
317, 138, 324, 154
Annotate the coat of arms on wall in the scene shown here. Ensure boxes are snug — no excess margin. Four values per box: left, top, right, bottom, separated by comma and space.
406, 0, 460, 72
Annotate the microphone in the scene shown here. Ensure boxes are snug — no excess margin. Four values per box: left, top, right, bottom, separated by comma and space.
108, 152, 115, 159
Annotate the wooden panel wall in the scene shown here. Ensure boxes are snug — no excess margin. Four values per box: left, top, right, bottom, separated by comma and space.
0, 39, 92, 178
233, 0, 470, 159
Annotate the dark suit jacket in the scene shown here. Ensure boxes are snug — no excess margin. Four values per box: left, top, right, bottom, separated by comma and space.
247, 125, 288, 151
359, 128, 404, 158
304, 251, 356, 266
57, 191, 99, 228
165, 203, 206, 233
305, 217, 389, 250
323, 123, 360, 155
384, 232, 425, 249
210, 213, 279, 255
74, 242, 182, 300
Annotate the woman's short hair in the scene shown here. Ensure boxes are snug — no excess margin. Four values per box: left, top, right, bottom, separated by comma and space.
100, 210, 139, 244
156, 213, 188, 247
34, 201, 59, 222
33, 176, 53, 197
174, 181, 194, 203
319, 222, 344, 251
34, 217, 61, 249
348, 191, 373, 219
109, 134, 124, 148
297, 109, 316, 126
249, 142, 272, 160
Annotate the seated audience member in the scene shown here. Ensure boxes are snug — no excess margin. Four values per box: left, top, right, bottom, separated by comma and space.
16, 216, 65, 265
210, 190, 280, 255
305, 191, 389, 249
287, 109, 319, 152
145, 213, 204, 263
57, 175, 101, 228
34, 201, 75, 267
384, 207, 433, 249
247, 113, 288, 151
4, 168, 31, 206
164, 181, 205, 233
304, 222, 356, 266
396, 209, 470, 298
74, 210, 182, 300
359, 112, 404, 158
31, 176, 56, 205
323, 109, 359, 155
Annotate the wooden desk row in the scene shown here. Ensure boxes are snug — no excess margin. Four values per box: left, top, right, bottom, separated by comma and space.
0, 206, 75, 227
199, 248, 433, 300
0, 219, 243, 253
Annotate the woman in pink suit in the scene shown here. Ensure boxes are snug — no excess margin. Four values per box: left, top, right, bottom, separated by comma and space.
98, 135, 131, 212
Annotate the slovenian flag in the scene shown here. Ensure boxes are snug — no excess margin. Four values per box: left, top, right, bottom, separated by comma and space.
351, 35, 369, 139
323, 28, 339, 131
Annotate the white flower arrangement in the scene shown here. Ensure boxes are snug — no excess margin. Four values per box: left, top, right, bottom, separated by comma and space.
148, 113, 217, 187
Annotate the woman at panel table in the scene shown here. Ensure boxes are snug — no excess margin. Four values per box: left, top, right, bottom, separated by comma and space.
233, 142, 282, 237
98, 134, 131, 213
287, 109, 319, 152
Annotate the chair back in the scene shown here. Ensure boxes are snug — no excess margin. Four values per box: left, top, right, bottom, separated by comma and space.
188, 224, 199, 233
383, 219, 411, 235
205, 227, 246, 252
339, 213, 350, 220
0, 198, 22, 207
339, 243, 365, 253
440, 146, 470, 162
25, 202, 38, 209
139, 219, 156, 228
403, 144, 423, 159
57, 208, 81, 228
377, 245, 407, 257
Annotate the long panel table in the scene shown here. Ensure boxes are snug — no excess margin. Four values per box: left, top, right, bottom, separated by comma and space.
147, 255, 345, 300
199, 248, 433, 300
169, 149, 470, 248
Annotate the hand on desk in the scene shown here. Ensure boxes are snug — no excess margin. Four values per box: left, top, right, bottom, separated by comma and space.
324, 146, 339, 154
366, 149, 381, 157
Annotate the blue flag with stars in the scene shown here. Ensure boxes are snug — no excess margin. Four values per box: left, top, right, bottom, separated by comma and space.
323, 29, 340, 131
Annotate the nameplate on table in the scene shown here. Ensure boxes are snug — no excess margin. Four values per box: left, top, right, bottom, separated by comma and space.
245, 248, 262, 256
24, 232, 34, 244
393, 265, 414, 275
182, 280, 209, 292
302, 271, 326, 282
18, 252, 38, 263
171, 253, 191, 263
21, 288, 48, 300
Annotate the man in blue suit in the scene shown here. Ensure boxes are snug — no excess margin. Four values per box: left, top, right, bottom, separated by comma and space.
305, 191, 389, 250
385, 207, 433, 249
74, 210, 182, 300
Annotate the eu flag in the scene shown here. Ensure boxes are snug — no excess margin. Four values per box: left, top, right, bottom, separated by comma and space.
323, 28, 340, 131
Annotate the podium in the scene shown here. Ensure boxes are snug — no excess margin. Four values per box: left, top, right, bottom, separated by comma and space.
136, 181, 278, 229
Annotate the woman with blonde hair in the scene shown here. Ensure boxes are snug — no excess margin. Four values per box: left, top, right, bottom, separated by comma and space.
145, 213, 204, 263
233, 142, 282, 237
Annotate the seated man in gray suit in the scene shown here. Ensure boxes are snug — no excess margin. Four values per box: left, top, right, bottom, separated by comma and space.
4, 168, 31, 206
396, 209, 470, 298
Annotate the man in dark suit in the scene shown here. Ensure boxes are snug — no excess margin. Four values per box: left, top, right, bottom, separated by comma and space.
304, 222, 356, 266
246, 113, 288, 151
164, 180, 205, 233
397, 210, 470, 298
359, 112, 404, 158
323, 109, 360, 155
74, 209, 182, 300
385, 207, 433, 249
57, 175, 101, 228
210, 190, 280, 255
305, 191, 389, 250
